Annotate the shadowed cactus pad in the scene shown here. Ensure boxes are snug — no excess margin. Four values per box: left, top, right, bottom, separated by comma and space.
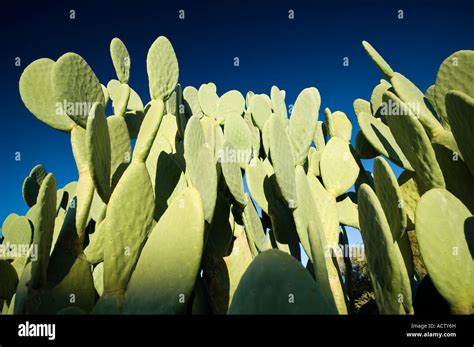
415, 189, 473, 314
229, 249, 333, 314
22, 165, 48, 207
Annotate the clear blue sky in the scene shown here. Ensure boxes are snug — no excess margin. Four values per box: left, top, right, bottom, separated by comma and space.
1, 0, 473, 245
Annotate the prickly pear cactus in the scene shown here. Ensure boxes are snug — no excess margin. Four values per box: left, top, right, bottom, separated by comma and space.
2, 35, 472, 316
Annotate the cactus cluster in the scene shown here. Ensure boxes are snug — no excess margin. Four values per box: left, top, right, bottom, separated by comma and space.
1, 36, 472, 315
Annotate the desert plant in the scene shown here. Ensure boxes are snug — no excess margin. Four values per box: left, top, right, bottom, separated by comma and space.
0, 36, 472, 315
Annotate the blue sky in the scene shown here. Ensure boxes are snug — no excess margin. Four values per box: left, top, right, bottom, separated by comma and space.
1, 0, 473, 241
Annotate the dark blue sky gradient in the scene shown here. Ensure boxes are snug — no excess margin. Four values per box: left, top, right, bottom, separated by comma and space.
1, 0, 473, 224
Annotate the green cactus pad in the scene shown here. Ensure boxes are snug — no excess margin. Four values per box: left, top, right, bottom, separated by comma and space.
390, 72, 441, 133
326, 109, 352, 143
128, 88, 144, 112
1, 215, 33, 255
243, 195, 269, 252
86, 188, 106, 227
246, 117, 260, 156
293, 165, 316, 260
358, 184, 412, 314
22, 164, 47, 207
336, 195, 359, 229
384, 92, 445, 193
205, 193, 234, 257
123, 187, 204, 314
370, 80, 391, 115
1, 213, 20, 240
51, 52, 104, 128
86, 103, 111, 203
157, 113, 179, 151
357, 111, 413, 170
307, 174, 340, 249
102, 84, 109, 105
184, 116, 206, 178
301, 181, 347, 312
13, 262, 31, 314
108, 79, 143, 113
432, 142, 474, 213
415, 189, 473, 313
70, 126, 96, 239
41, 250, 95, 314
445, 90, 474, 176
103, 162, 155, 293
148, 149, 186, 221
51, 212, 65, 253
198, 83, 219, 118
192, 144, 218, 223
245, 158, 270, 213
93, 262, 104, 297
2, 216, 34, 277
229, 249, 333, 314
313, 121, 326, 150
269, 117, 297, 208
216, 90, 245, 123
183, 86, 203, 118
262, 118, 271, 157
107, 115, 132, 187
0, 260, 19, 302
224, 112, 252, 167
271, 86, 288, 124
110, 38, 130, 84
307, 148, 322, 176
362, 41, 394, 79
320, 137, 359, 197
353, 98, 372, 117
373, 157, 407, 239
133, 99, 165, 163
397, 170, 420, 230
200, 116, 216, 150
425, 85, 437, 113
122, 110, 144, 140
268, 198, 300, 258
146, 36, 179, 101
30, 173, 57, 289
19, 58, 76, 131
84, 218, 105, 265
355, 131, 378, 159
203, 233, 253, 313
289, 88, 320, 165
250, 94, 271, 130
434, 50, 474, 125
221, 142, 247, 207
112, 83, 130, 117
106, 79, 120, 98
